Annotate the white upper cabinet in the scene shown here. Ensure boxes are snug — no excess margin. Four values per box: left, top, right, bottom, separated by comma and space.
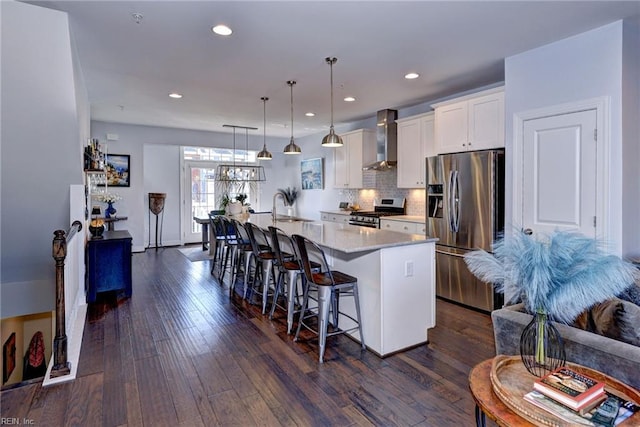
397, 112, 435, 188
333, 129, 376, 188
432, 87, 504, 154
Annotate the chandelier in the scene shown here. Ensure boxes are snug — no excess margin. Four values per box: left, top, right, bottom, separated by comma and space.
215, 125, 266, 182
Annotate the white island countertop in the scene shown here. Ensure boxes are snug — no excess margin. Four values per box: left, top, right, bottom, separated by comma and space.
245, 213, 437, 254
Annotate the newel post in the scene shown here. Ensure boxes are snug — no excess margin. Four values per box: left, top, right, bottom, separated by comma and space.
50, 229, 71, 377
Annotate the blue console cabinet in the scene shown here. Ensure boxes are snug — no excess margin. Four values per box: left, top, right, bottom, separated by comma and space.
86, 230, 132, 303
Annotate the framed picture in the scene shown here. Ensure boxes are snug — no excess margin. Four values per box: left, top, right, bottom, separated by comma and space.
102, 154, 130, 187
301, 158, 324, 190
3, 332, 16, 384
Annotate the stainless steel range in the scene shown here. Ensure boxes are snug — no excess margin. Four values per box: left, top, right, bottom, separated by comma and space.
349, 198, 406, 228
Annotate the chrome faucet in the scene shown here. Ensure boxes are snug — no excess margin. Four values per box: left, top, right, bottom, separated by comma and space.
272, 191, 286, 221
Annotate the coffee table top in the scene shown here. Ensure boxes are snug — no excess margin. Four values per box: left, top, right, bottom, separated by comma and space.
469, 356, 640, 427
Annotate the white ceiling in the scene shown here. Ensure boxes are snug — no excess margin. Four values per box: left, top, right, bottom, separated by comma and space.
26, 1, 640, 138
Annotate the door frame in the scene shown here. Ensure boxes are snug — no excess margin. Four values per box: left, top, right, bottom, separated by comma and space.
512, 96, 610, 242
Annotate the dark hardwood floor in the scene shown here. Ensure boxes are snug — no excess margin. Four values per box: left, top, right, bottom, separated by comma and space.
1, 245, 496, 426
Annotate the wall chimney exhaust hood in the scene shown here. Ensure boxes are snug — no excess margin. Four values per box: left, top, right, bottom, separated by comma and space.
363, 109, 398, 171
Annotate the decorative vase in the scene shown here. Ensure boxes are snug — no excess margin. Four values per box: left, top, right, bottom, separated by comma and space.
105, 202, 117, 218
89, 224, 104, 239
519, 310, 566, 377
227, 201, 242, 215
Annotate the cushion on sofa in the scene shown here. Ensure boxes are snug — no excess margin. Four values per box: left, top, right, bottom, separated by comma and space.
617, 281, 640, 306
572, 298, 640, 347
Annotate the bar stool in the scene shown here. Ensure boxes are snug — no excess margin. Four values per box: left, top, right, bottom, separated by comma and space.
227, 219, 253, 297
292, 234, 366, 363
244, 222, 278, 314
218, 216, 239, 284
267, 226, 317, 334
209, 214, 227, 275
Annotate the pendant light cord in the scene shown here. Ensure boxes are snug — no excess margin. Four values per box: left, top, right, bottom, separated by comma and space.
232, 127, 236, 169
263, 97, 268, 150
329, 58, 335, 129
289, 81, 295, 139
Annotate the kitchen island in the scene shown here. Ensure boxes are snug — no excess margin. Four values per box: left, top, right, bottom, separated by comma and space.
245, 213, 438, 357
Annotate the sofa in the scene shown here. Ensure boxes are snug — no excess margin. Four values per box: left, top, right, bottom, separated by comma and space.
492, 301, 640, 390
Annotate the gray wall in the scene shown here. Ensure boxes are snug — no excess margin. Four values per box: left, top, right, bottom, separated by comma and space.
504, 20, 640, 258
1, 1, 87, 317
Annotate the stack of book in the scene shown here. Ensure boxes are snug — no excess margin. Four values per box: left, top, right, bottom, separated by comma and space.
523, 367, 640, 426
533, 367, 607, 413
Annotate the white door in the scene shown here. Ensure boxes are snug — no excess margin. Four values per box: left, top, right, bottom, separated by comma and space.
522, 109, 597, 238
184, 162, 218, 243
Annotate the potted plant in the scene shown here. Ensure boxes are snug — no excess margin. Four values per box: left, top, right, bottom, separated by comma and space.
278, 186, 298, 216
464, 229, 638, 376
220, 194, 231, 212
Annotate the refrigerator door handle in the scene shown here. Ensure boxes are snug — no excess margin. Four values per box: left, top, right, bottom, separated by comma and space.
447, 170, 455, 232
449, 170, 460, 232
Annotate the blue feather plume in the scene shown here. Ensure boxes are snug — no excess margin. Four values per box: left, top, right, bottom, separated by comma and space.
464, 229, 639, 323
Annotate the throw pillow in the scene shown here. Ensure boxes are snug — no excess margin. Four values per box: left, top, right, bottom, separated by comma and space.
617, 280, 640, 307
572, 298, 640, 347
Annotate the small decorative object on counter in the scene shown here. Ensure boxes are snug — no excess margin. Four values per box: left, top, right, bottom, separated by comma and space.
105, 202, 117, 218
277, 186, 298, 206
96, 192, 122, 218
277, 186, 299, 217
89, 219, 105, 239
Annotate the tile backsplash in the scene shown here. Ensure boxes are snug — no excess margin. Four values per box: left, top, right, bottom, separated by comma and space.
339, 170, 426, 216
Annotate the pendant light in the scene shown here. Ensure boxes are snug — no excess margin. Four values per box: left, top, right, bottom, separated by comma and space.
284, 80, 302, 154
321, 57, 343, 147
257, 97, 272, 160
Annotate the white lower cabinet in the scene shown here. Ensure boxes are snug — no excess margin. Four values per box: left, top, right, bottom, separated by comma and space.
321, 211, 351, 224
380, 218, 426, 235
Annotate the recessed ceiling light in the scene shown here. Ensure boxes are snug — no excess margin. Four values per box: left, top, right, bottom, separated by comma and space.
168, 92, 183, 99
305, 112, 315, 117
405, 72, 420, 80
212, 24, 232, 36
344, 96, 356, 102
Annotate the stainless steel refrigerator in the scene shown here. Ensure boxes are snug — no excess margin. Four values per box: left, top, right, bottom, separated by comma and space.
426, 149, 504, 312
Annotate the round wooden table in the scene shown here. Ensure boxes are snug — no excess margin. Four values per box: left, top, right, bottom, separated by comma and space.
469, 358, 536, 426
469, 356, 640, 427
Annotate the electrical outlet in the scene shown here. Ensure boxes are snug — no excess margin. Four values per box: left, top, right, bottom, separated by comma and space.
405, 260, 414, 277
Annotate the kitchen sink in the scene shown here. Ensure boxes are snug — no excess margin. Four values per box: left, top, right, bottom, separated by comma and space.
274, 216, 312, 223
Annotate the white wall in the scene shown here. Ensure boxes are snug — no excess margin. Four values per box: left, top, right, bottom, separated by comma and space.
622, 17, 640, 258
1, 1, 86, 317
504, 20, 633, 256
143, 144, 181, 247
91, 121, 290, 249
